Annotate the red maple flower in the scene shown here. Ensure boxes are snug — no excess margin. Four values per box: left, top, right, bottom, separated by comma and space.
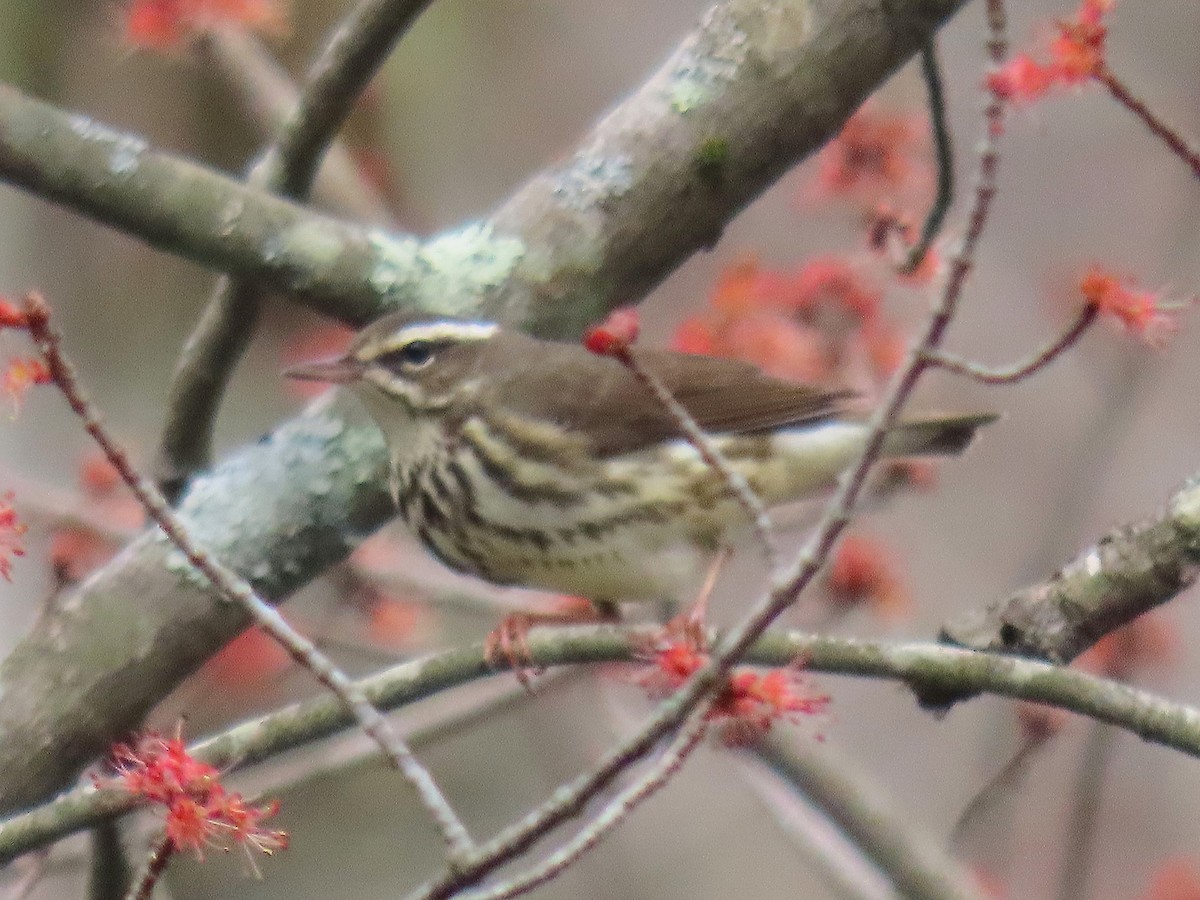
988, 53, 1058, 103
721, 313, 830, 383
0, 495, 27, 582
99, 729, 287, 866
812, 106, 929, 204
49, 452, 144, 584
824, 533, 911, 620
792, 256, 883, 323
1077, 611, 1178, 680
281, 322, 354, 401
203, 627, 292, 686
2, 357, 51, 412
1077, 265, 1181, 345
989, 0, 1114, 103
1050, 0, 1112, 83
124, 0, 287, 51
672, 317, 718, 355
636, 621, 829, 744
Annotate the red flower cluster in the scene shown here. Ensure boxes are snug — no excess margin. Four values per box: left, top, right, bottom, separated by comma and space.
0, 299, 27, 330
0, 494, 27, 582
636, 621, 829, 745
824, 533, 911, 621
124, 0, 287, 50
988, 0, 1113, 103
99, 730, 288, 866
674, 255, 909, 392
810, 105, 931, 206
1078, 265, 1180, 346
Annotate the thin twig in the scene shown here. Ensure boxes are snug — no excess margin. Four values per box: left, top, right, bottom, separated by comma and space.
621, 348, 778, 566
901, 40, 954, 275
753, 735, 985, 900
1098, 67, 1200, 181
950, 732, 1053, 852
1054, 722, 1117, 900
89, 818, 132, 900
122, 835, 172, 900
23, 294, 474, 862
457, 707, 711, 900
156, 0, 430, 494
196, 27, 393, 225
923, 303, 1097, 384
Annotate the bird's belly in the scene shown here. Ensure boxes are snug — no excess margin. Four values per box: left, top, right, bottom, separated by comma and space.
399, 455, 710, 601
465, 523, 707, 601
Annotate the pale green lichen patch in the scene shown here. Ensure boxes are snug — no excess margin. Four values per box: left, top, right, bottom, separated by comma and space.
367, 222, 524, 318
366, 229, 421, 296
554, 151, 635, 210
267, 219, 351, 291
668, 7, 749, 113
414, 222, 525, 315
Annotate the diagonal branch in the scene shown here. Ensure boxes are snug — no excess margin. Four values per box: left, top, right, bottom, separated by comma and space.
156, 0, 431, 494
941, 472, 1200, 666
0, 0, 972, 814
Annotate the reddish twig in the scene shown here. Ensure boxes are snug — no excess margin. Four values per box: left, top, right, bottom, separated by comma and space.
124, 834, 174, 900
457, 708, 711, 900
624, 348, 779, 566
21, 293, 474, 863
584, 312, 778, 566
923, 303, 1097, 384
1097, 67, 1200, 182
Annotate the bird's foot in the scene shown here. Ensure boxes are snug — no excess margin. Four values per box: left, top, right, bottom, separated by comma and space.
485, 597, 620, 690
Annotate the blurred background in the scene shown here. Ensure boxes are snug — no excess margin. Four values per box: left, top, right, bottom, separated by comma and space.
2, 0, 1200, 897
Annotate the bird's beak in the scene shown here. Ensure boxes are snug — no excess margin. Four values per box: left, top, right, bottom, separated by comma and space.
283, 355, 365, 385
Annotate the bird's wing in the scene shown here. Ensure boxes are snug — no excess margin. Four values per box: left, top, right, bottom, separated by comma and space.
481, 338, 856, 458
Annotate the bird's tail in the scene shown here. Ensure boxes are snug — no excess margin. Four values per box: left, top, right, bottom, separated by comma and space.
882, 413, 1000, 457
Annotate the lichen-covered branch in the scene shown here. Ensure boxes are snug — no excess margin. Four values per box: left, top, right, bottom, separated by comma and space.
941, 473, 1200, 663
6, 626, 1200, 866
0, 0, 970, 814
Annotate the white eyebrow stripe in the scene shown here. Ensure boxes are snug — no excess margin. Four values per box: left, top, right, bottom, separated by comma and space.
379, 322, 499, 351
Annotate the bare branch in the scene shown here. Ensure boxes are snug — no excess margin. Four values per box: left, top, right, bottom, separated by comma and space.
941, 473, 1200, 665
453, 708, 711, 900
922, 304, 1098, 384
8, 626, 1200, 865
900, 40, 954, 275
122, 834, 172, 900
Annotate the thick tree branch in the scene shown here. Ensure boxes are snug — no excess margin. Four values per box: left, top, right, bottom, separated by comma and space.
6, 627, 1200, 865
0, 0, 970, 814
941, 473, 1200, 664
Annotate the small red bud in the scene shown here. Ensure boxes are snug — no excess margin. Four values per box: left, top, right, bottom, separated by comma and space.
583, 308, 640, 356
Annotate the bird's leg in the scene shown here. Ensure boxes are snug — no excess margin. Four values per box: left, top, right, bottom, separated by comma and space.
485, 597, 622, 689
667, 545, 732, 650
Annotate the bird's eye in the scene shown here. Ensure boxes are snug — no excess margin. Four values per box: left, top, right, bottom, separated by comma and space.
379, 340, 435, 370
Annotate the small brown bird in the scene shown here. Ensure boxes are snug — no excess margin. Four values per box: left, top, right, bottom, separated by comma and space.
287, 313, 994, 606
